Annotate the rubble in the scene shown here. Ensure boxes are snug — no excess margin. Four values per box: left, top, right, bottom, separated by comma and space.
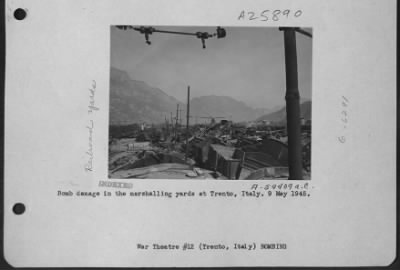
109, 118, 311, 180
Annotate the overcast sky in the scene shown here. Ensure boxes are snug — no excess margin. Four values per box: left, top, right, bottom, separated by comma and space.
110, 26, 312, 110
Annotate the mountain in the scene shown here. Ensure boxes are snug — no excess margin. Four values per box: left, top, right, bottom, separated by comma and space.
190, 95, 263, 123
255, 100, 312, 123
109, 67, 184, 124
110, 67, 309, 125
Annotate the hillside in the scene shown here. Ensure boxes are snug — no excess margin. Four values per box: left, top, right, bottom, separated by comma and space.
255, 100, 312, 123
190, 95, 265, 123
109, 67, 184, 124
109, 67, 309, 125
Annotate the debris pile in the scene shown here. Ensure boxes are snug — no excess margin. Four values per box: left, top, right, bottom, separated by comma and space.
109, 119, 311, 180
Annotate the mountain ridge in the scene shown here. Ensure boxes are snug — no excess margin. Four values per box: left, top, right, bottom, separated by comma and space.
109, 67, 311, 124
256, 100, 311, 123
109, 67, 185, 124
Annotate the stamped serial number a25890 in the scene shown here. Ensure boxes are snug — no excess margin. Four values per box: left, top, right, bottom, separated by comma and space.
238, 9, 303, 22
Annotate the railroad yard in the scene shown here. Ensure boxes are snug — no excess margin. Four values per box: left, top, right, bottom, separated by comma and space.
108, 119, 311, 180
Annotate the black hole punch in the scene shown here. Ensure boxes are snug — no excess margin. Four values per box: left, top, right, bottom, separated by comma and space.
14, 8, 27, 20
12, 203, 25, 215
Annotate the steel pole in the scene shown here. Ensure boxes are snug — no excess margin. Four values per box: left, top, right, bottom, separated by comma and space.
282, 28, 303, 180
186, 86, 190, 161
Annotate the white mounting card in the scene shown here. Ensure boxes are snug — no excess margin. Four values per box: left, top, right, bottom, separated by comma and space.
3, 0, 396, 267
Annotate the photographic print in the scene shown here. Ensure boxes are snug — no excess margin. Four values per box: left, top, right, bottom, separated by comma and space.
4, 0, 396, 267
108, 26, 312, 180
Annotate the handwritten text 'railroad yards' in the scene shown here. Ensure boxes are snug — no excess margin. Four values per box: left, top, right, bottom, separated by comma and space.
85, 80, 98, 172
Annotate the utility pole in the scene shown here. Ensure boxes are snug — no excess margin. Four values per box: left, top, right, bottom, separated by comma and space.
179, 109, 183, 126
186, 86, 190, 161
165, 115, 169, 135
280, 27, 303, 180
170, 112, 173, 137
175, 104, 179, 140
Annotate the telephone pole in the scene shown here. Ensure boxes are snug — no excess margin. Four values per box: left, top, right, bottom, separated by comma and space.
179, 109, 183, 126
165, 115, 169, 135
185, 86, 190, 161
170, 112, 173, 136
175, 104, 179, 140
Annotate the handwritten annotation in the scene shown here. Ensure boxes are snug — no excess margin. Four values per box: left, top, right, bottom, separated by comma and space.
238, 9, 302, 22
85, 80, 98, 172
338, 96, 349, 143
